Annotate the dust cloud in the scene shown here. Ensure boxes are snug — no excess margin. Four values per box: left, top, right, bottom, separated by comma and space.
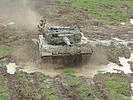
75, 47, 110, 78
0, 0, 40, 27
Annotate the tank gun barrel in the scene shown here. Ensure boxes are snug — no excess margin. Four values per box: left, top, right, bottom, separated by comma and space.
58, 34, 73, 37
63, 37, 71, 46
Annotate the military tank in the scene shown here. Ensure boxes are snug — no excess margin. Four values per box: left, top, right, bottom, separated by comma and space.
38, 20, 92, 68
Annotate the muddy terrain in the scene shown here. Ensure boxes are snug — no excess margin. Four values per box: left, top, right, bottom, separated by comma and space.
0, 0, 133, 100
0, 67, 132, 100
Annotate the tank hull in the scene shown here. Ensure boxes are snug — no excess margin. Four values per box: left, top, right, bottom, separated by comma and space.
41, 53, 91, 68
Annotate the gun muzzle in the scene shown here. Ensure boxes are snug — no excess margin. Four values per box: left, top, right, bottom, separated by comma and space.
63, 37, 71, 46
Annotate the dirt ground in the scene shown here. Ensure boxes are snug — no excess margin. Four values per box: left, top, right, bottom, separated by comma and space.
0, 0, 133, 100
0, 67, 132, 100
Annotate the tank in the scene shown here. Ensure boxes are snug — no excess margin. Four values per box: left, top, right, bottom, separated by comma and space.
38, 20, 93, 68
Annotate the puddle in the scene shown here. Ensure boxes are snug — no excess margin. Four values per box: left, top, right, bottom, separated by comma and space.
87, 39, 111, 46
130, 19, 133, 25
75, 53, 133, 77
112, 37, 124, 42
102, 53, 133, 74
19, 63, 59, 77
121, 22, 126, 25
6, 63, 17, 74
4, 22, 15, 27
119, 53, 133, 73
103, 53, 133, 99
87, 37, 133, 48
75, 62, 120, 78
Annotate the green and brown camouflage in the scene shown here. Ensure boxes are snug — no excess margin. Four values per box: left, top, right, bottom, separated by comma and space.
38, 20, 92, 68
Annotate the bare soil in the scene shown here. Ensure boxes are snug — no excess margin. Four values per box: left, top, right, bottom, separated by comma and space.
0, 67, 131, 100
0, 0, 133, 100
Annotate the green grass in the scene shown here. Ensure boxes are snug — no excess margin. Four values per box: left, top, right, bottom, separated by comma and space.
109, 48, 119, 56
77, 85, 91, 100
0, 74, 7, 92
76, 85, 89, 92
37, 74, 45, 80
47, 95, 59, 100
0, 74, 10, 100
0, 73, 4, 84
104, 81, 131, 97
61, 68, 75, 74
40, 83, 51, 89
25, 87, 34, 94
57, 0, 133, 25
42, 89, 53, 95
68, 82, 98, 100
95, 73, 132, 100
18, 72, 34, 95
39, 82, 54, 97
0, 85, 6, 92
0, 45, 10, 57
76, 85, 99, 100
0, 93, 10, 100
66, 75, 82, 86
65, 75, 90, 99
19, 72, 29, 85
18, 72, 58, 99
64, 75, 91, 99
110, 93, 131, 100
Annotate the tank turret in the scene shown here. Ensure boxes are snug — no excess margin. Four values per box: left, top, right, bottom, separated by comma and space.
41, 26, 82, 46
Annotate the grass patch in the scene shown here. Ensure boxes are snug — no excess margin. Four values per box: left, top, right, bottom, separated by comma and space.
76, 85, 89, 92
0, 74, 7, 93
0, 85, 6, 92
40, 83, 51, 89
25, 87, 34, 94
19, 72, 29, 85
110, 93, 131, 100
37, 74, 45, 80
18, 72, 34, 95
39, 83, 54, 96
57, 0, 133, 25
0, 74, 10, 100
0, 45, 10, 57
42, 89, 53, 95
109, 48, 119, 56
0, 74, 4, 84
47, 95, 59, 100
0, 93, 10, 100
95, 73, 132, 100
61, 68, 75, 74
76, 85, 95, 100
66, 75, 82, 86
104, 81, 131, 97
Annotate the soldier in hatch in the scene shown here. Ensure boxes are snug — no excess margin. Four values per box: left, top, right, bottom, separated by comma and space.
38, 18, 46, 32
